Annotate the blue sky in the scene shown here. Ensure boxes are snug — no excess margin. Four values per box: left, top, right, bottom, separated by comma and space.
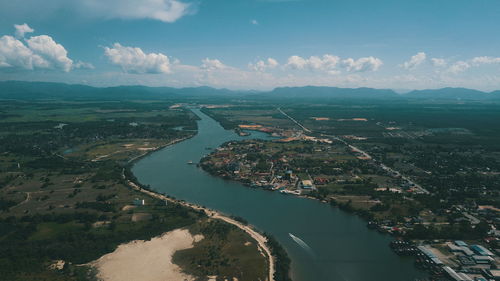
1, 0, 500, 90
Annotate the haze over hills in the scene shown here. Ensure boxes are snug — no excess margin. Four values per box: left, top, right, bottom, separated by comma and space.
404, 87, 499, 100
260, 86, 399, 99
0, 81, 499, 101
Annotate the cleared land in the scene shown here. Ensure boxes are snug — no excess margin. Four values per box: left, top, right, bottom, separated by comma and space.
0, 100, 269, 281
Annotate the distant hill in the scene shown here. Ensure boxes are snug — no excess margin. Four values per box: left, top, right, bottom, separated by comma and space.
1, 81, 500, 101
488, 90, 500, 98
254, 86, 400, 100
404, 87, 499, 100
0, 81, 247, 100
262, 86, 500, 101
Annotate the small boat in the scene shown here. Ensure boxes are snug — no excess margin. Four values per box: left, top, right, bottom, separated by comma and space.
187, 161, 194, 165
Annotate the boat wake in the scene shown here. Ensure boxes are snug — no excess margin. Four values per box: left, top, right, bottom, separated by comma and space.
289, 233, 315, 256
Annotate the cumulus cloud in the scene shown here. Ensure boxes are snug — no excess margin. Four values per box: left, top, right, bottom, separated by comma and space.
342, 56, 383, 72
249, 58, 278, 72
401, 52, 426, 70
26, 35, 73, 72
285, 54, 381, 73
470, 56, 500, 65
445, 56, 500, 74
0, 25, 80, 72
431, 58, 446, 67
201, 58, 227, 71
0, 35, 48, 69
104, 43, 171, 74
286, 54, 340, 72
75, 61, 95, 69
448, 61, 470, 74
14, 23, 34, 38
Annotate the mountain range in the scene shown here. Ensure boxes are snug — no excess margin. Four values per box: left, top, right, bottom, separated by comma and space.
0, 81, 499, 101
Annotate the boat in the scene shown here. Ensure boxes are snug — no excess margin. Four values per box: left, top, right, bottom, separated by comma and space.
187, 160, 194, 165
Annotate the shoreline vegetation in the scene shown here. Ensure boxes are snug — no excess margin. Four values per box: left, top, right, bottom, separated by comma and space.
198, 103, 500, 280
120, 108, 293, 281
0, 101, 290, 281
123, 153, 282, 281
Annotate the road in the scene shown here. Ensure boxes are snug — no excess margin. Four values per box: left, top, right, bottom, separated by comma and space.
277, 107, 430, 194
277, 107, 311, 133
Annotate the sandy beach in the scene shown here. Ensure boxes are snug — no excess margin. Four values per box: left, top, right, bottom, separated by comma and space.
92, 229, 203, 281
122, 138, 275, 281
126, 179, 275, 281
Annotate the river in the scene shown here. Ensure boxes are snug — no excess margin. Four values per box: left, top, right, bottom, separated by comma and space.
132, 108, 427, 281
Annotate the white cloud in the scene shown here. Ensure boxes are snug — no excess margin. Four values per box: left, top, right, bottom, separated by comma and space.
285, 54, 381, 73
26, 35, 73, 72
448, 61, 470, 74
0, 35, 48, 70
286, 54, 340, 72
14, 23, 34, 38
342, 56, 383, 72
104, 43, 171, 74
249, 58, 278, 71
79, 0, 192, 23
470, 56, 500, 65
431, 58, 446, 67
286, 55, 307, 69
201, 58, 227, 71
251, 19, 259, 25
0, 0, 195, 23
75, 61, 95, 69
445, 56, 500, 74
401, 52, 426, 70
0, 25, 79, 72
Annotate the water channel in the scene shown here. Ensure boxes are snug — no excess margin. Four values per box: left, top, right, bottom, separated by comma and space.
132, 108, 427, 281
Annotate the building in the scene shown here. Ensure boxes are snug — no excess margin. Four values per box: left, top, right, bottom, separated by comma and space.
314, 177, 329, 185
472, 255, 494, 264
133, 198, 145, 206
443, 266, 473, 281
448, 242, 475, 256
301, 180, 314, 189
470, 245, 494, 256
417, 246, 444, 265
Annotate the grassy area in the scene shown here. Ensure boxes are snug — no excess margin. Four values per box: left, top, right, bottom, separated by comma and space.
173, 219, 268, 281
0, 100, 270, 281
202, 101, 499, 241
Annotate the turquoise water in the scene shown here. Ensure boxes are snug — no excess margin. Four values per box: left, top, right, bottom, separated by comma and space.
132, 108, 427, 281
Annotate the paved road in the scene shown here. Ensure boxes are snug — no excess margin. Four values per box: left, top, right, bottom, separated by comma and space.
277, 107, 430, 194
278, 107, 311, 133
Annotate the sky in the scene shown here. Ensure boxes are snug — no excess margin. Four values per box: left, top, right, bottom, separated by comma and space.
1, 0, 500, 91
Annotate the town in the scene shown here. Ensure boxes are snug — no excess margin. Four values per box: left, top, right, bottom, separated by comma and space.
200, 103, 500, 281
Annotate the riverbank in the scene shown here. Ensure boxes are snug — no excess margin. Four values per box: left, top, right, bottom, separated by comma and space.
123, 170, 276, 281
126, 135, 195, 165
131, 107, 427, 281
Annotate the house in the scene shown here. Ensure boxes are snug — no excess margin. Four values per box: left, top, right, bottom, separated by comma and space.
443, 266, 473, 281
133, 198, 145, 206
314, 177, 329, 185
472, 255, 494, 264
470, 245, 494, 256
301, 180, 314, 189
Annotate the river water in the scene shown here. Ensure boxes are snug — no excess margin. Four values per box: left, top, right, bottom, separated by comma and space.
132, 108, 427, 281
